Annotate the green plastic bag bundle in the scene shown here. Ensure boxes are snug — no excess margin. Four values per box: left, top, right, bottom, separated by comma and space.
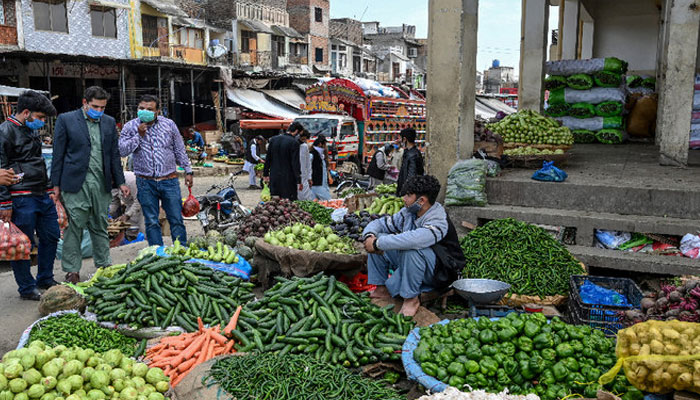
545, 103, 570, 118
569, 102, 596, 119
594, 71, 623, 88
595, 101, 624, 117
642, 77, 656, 90
567, 74, 594, 90
603, 57, 628, 74
545, 75, 568, 90
626, 75, 643, 88
260, 183, 271, 202
596, 128, 625, 144
445, 159, 487, 207
572, 129, 596, 144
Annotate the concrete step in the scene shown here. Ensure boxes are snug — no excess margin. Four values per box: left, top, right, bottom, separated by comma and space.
485, 176, 700, 220
448, 205, 698, 246
567, 245, 700, 276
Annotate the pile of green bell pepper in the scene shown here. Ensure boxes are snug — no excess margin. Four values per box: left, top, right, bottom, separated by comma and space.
413, 313, 643, 400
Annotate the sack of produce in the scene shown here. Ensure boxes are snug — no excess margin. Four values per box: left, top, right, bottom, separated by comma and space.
407, 314, 641, 399
596, 129, 626, 144
545, 76, 568, 91
546, 57, 628, 75
445, 159, 487, 207
569, 103, 596, 119
545, 103, 571, 118
38, 285, 86, 316
0, 221, 31, 261
600, 319, 700, 394
627, 94, 658, 137
595, 101, 624, 117
549, 87, 626, 105
573, 129, 597, 144
642, 77, 657, 90
461, 219, 584, 298
556, 116, 624, 131
567, 74, 594, 90
260, 182, 271, 202
594, 71, 623, 88
627, 75, 644, 88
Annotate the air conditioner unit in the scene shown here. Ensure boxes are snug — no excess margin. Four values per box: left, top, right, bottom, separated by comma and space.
408, 48, 418, 58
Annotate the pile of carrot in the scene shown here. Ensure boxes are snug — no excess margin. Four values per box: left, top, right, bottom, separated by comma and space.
145, 306, 242, 387
316, 199, 346, 209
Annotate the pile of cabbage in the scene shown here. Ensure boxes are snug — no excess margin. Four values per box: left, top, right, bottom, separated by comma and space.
0, 341, 170, 400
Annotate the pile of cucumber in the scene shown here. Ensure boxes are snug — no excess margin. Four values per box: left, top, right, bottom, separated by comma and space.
230, 273, 414, 367
84, 255, 254, 331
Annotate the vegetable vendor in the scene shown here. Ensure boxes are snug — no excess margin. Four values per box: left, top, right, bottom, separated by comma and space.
186, 127, 205, 148
362, 175, 464, 316
367, 144, 395, 189
243, 135, 264, 189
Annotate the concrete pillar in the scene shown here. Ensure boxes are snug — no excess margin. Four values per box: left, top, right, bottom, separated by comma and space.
426, 0, 478, 198
657, 0, 700, 167
560, 0, 579, 60
518, 0, 549, 111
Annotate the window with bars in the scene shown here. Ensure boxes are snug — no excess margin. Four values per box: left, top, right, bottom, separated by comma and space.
91, 6, 117, 38
315, 47, 323, 62
141, 14, 158, 46
241, 30, 256, 53
33, 0, 68, 33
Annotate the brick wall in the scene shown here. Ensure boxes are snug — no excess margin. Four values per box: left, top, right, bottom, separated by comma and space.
310, 35, 328, 65
287, 0, 310, 34
330, 18, 362, 46
2, 0, 16, 26
308, 0, 328, 37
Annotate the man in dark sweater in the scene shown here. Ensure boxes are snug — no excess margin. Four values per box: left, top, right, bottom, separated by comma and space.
396, 128, 424, 196
263, 122, 303, 200
0, 90, 59, 300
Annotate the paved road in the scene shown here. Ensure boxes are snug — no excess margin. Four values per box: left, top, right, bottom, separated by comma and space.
0, 173, 262, 355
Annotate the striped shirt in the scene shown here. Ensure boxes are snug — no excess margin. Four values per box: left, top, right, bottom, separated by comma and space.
119, 116, 192, 177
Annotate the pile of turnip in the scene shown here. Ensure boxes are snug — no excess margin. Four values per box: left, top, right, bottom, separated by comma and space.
237, 199, 314, 242
620, 279, 700, 324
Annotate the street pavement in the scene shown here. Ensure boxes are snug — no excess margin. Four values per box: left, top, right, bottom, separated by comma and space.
0, 174, 263, 355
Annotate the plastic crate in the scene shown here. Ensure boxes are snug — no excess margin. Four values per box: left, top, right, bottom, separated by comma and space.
569, 275, 643, 336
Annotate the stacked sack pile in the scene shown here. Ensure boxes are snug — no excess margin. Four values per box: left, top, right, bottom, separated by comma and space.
544, 57, 628, 145
691, 74, 700, 150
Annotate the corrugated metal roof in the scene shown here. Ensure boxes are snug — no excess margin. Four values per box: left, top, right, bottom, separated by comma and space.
272, 25, 303, 39
261, 89, 306, 110
140, 0, 187, 17
0, 85, 49, 97
239, 19, 273, 34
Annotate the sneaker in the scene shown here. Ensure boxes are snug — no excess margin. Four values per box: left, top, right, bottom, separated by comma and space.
65, 272, 81, 284
38, 280, 59, 290
20, 289, 42, 301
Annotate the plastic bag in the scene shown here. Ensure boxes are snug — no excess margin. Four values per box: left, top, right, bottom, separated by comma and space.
181, 187, 200, 217
545, 103, 571, 118
531, 161, 568, 182
557, 116, 624, 131
55, 198, 68, 230
260, 182, 271, 202
0, 221, 31, 261
573, 129, 597, 144
445, 159, 487, 207
595, 101, 624, 117
595, 230, 632, 249
596, 129, 626, 144
549, 87, 626, 105
680, 234, 700, 259
544, 75, 568, 90
546, 57, 628, 75
600, 320, 700, 394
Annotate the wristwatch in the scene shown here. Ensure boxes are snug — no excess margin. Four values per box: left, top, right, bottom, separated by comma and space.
372, 237, 380, 252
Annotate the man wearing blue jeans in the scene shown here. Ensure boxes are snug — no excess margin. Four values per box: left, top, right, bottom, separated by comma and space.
0, 90, 60, 300
119, 95, 193, 245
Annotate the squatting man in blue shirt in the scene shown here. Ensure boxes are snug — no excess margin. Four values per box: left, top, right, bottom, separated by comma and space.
362, 175, 463, 317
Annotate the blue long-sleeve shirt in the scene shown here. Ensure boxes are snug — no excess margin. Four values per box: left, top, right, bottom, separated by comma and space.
362, 202, 449, 251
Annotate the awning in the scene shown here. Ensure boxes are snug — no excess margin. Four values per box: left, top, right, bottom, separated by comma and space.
313, 64, 332, 73
474, 95, 517, 119
140, 0, 187, 17
0, 85, 48, 97
227, 88, 300, 119
261, 89, 306, 110
240, 119, 293, 130
239, 19, 273, 34
272, 25, 303, 39
88, 0, 130, 9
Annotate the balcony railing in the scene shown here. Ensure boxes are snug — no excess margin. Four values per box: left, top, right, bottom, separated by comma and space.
136, 44, 206, 65
0, 25, 18, 46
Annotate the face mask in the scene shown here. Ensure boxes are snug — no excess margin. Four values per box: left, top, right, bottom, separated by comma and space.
138, 110, 156, 123
25, 117, 45, 131
86, 107, 103, 120
393, 144, 399, 149
406, 201, 422, 215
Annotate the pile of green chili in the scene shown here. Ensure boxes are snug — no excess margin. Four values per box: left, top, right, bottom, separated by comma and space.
460, 218, 585, 297
206, 353, 404, 400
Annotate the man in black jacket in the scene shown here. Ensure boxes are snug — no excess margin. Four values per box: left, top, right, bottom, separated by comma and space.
52, 86, 128, 283
263, 122, 303, 200
396, 128, 424, 196
0, 90, 59, 300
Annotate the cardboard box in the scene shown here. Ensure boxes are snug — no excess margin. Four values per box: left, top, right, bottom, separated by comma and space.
203, 130, 222, 143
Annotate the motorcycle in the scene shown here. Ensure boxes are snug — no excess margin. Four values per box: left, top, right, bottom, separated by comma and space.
335, 173, 371, 195
197, 171, 249, 233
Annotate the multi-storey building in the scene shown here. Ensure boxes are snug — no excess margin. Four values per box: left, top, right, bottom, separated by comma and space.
362, 22, 425, 88
287, 0, 328, 72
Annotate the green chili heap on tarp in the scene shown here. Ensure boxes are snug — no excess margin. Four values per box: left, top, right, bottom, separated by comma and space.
460, 219, 585, 297
413, 314, 643, 400
206, 353, 405, 400
28, 313, 138, 356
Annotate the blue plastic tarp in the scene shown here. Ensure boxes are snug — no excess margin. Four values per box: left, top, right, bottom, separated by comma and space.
153, 246, 252, 281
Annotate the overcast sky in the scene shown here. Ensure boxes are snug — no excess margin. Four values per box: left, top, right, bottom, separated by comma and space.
330, 0, 558, 76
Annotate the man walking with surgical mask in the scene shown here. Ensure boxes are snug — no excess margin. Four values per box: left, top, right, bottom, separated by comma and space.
52, 86, 128, 284
119, 95, 192, 246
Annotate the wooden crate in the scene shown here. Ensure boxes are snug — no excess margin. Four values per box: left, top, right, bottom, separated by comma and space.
203, 130, 222, 143
345, 193, 378, 213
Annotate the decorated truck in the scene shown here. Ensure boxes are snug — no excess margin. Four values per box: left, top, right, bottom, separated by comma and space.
293, 78, 426, 172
